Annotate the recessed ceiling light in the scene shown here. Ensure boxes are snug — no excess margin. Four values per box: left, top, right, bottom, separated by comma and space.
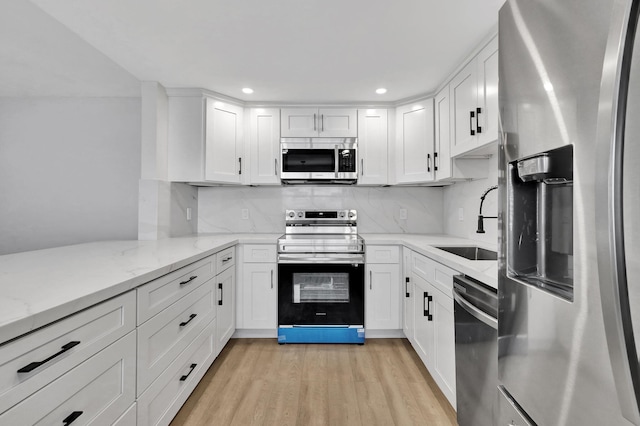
375, 88, 387, 95
242, 88, 254, 94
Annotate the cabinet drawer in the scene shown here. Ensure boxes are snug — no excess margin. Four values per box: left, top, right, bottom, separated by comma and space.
137, 280, 216, 395
137, 255, 215, 324
0, 331, 136, 424
216, 246, 235, 273
0, 291, 135, 414
243, 244, 277, 263
366, 245, 400, 264
412, 251, 434, 281
137, 318, 217, 426
432, 262, 456, 297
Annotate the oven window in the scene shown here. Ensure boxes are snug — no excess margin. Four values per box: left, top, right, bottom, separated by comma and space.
282, 149, 335, 172
293, 272, 349, 303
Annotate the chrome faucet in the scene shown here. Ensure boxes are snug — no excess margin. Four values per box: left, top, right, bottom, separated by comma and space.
477, 185, 498, 233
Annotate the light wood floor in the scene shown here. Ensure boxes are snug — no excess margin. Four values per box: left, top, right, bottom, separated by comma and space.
171, 338, 457, 426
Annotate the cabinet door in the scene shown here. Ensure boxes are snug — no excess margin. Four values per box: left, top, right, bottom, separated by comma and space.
450, 60, 478, 157
249, 108, 281, 185
395, 101, 435, 184
281, 108, 318, 137
241, 263, 277, 330
215, 267, 235, 351
357, 109, 388, 185
412, 275, 434, 370
432, 288, 456, 407
476, 37, 499, 148
365, 263, 401, 330
318, 108, 357, 137
402, 248, 414, 343
434, 86, 452, 180
205, 99, 243, 183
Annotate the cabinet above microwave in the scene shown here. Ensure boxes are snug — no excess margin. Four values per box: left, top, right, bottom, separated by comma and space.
281, 108, 357, 138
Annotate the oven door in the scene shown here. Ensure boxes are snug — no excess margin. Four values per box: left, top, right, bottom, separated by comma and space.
278, 262, 364, 326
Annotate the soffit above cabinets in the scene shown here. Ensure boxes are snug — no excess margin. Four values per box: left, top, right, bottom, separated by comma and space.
14, 0, 505, 102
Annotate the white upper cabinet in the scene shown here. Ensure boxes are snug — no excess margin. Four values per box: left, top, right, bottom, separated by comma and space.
450, 36, 498, 157
248, 108, 281, 185
357, 109, 388, 185
281, 108, 357, 137
205, 99, 244, 183
168, 94, 244, 184
394, 100, 435, 184
434, 85, 489, 182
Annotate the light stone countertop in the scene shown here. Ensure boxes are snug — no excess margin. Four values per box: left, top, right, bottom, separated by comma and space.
0, 233, 496, 345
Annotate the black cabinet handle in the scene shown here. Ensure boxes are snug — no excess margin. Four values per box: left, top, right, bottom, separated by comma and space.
469, 110, 476, 136
405, 277, 410, 298
434, 152, 438, 171
222, 256, 232, 263
62, 411, 83, 426
17, 341, 81, 373
179, 275, 197, 286
218, 282, 223, 306
476, 107, 482, 134
179, 313, 197, 327
180, 363, 197, 381
423, 292, 433, 320
238, 157, 242, 175
427, 153, 431, 172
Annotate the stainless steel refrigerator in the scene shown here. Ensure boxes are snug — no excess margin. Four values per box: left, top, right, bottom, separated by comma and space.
498, 0, 640, 424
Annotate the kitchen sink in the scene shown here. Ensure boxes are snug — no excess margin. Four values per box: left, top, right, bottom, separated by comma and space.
435, 246, 497, 261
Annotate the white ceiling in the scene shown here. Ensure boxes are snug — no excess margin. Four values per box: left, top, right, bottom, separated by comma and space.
13, 0, 505, 102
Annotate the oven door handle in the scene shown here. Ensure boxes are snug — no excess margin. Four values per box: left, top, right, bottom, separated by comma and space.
453, 288, 497, 329
277, 253, 364, 264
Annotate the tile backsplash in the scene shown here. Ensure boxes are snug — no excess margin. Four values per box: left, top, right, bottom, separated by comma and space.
198, 186, 444, 234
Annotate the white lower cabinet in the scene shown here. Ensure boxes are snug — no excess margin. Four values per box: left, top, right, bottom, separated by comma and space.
0, 331, 136, 425
237, 244, 277, 334
408, 250, 457, 408
113, 403, 137, 426
137, 319, 217, 426
215, 266, 235, 352
365, 246, 401, 333
137, 280, 216, 394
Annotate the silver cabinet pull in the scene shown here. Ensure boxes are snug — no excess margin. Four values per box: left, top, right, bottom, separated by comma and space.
274, 158, 278, 176
369, 270, 373, 290
270, 269, 274, 289
321, 114, 324, 132
313, 113, 317, 131
361, 158, 364, 176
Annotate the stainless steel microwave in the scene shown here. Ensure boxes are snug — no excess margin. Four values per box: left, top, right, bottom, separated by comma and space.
280, 138, 358, 184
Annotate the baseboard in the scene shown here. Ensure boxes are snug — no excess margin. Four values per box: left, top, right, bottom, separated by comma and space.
366, 329, 405, 338
232, 329, 278, 338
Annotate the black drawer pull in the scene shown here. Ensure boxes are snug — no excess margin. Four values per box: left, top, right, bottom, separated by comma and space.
405, 277, 410, 298
476, 107, 482, 133
180, 363, 197, 381
17, 341, 81, 373
218, 282, 223, 306
469, 110, 476, 136
222, 256, 233, 262
179, 313, 197, 327
62, 411, 83, 425
424, 292, 433, 321
179, 275, 198, 286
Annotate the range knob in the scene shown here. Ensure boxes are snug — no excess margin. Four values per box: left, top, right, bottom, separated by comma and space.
297, 212, 304, 218
338, 211, 346, 218
288, 211, 295, 218
349, 211, 356, 218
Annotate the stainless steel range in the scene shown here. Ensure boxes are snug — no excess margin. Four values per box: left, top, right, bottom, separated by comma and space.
277, 209, 365, 344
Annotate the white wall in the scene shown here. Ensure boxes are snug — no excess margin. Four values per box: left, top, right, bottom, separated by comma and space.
442, 155, 498, 245
198, 186, 444, 234
0, 98, 141, 254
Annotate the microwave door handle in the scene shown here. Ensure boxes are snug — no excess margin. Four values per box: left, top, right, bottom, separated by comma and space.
335, 145, 339, 178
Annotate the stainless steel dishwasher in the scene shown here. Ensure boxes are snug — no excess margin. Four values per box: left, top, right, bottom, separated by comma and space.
453, 274, 498, 426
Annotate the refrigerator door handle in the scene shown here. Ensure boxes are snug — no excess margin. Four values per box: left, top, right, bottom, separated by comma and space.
596, 1, 640, 423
